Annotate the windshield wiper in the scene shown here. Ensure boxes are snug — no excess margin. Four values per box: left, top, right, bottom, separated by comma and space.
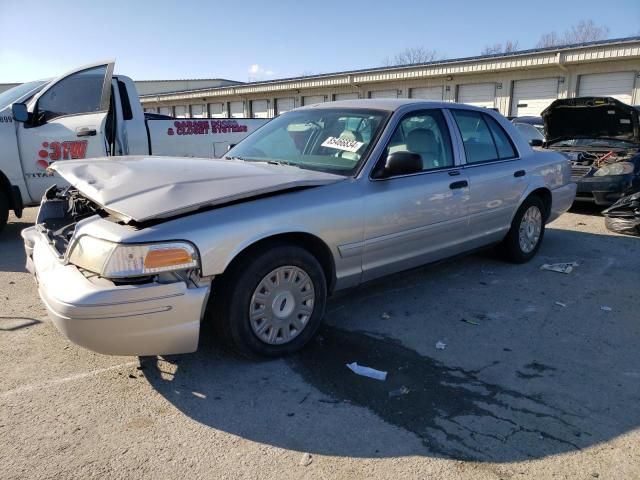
224, 155, 247, 161
265, 160, 300, 168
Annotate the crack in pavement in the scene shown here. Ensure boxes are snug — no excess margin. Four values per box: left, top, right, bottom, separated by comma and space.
289, 326, 586, 461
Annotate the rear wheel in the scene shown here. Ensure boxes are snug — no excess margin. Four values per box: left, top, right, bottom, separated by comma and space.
501, 196, 546, 263
213, 244, 327, 358
0, 190, 9, 234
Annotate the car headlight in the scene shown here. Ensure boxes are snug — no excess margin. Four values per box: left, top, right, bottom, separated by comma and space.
593, 162, 635, 176
68, 236, 199, 278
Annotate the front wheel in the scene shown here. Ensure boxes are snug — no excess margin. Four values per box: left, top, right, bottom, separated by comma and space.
213, 244, 327, 358
501, 196, 546, 263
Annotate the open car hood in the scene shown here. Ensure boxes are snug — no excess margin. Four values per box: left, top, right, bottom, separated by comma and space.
51, 156, 344, 223
542, 97, 640, 145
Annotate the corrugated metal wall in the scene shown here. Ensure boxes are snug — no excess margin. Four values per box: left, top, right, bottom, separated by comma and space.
141, 45, 640, 118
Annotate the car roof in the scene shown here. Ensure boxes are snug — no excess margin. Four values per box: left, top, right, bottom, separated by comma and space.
296, 98, 493, 113
512, 116, 543, 124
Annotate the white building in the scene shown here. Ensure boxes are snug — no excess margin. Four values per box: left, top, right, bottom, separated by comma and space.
140, 37, 640, 119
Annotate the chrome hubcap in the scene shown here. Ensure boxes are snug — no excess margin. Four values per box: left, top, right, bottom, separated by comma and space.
519, 206, 542, 253
249, 266, 315, 345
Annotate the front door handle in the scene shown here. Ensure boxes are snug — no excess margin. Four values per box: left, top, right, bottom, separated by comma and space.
76, 128, 97, 137
514, 170, 526, 178
449, 180, 468, 190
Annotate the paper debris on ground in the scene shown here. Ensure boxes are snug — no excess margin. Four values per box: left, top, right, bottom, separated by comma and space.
388, 386, 410, 397
540, 262, 579, 274
299, 452, 313, 466
600, 306, 612, 312
381, 312, 391, 320
346, 362, 387, 381
436, 341, 447, 350
555, 301, 567, 307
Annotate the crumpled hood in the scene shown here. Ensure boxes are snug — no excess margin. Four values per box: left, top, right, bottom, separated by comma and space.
542, 97, 640, 145
52, 156, 344, 223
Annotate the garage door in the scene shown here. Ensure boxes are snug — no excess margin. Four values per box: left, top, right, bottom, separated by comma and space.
208, 102, 225, 118
457, 83, 496, 108
578, 72, 636, 104
510, 78, 559, 117
251, 99, 269, 118
276, 97, 295, 114
190, 104, 206, 118
334, 92, 359, 101
229, 101, 244, 118
174, 105, 188, 118
159, 106, 173, 116
369, 89, 398, 99
409, 86, 443, 101
303, 95, 325, 105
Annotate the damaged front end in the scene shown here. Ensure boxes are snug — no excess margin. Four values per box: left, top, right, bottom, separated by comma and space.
22, 185, 212, 356
25, 185, 204, 285
23, 185, 100, 273
542, 97, 640, 205
24, 185, 103, 275
548, 147, 640, 205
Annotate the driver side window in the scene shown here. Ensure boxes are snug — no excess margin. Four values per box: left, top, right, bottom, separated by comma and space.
385, 109, 454, 171
37, 65, 108, 122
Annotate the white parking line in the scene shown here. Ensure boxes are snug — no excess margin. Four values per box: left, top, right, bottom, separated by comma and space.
0, 361, 140, 399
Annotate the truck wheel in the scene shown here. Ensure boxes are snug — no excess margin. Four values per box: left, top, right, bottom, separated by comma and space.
0, 190, 9, 234
501, 196, 546, 263
214, 244, 327, 358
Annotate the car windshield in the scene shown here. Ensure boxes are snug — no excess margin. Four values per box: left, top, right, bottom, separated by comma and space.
226, 108, 390, 175
0, 80, 47, 110
551, 138, 638, 148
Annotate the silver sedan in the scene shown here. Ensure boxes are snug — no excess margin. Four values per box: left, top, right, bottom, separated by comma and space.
23, 100, 576, 357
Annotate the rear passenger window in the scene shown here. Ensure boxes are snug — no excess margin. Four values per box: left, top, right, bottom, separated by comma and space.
452, 110, 516, 164
485, 115, 517, 159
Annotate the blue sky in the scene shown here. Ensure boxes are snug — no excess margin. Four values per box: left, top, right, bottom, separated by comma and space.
0, 0, 638, 83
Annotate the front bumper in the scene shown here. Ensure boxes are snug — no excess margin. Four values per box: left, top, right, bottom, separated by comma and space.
22, 227, 210, 356
573, 174, 640, 206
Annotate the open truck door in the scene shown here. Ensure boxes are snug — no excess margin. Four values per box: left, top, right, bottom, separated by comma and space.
15, 60, 114, 202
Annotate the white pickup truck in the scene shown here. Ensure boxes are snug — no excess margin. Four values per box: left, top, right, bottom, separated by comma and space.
0, 60, 268, 232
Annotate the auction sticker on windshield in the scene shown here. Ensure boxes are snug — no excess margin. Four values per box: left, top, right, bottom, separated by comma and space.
321, 136, 364, 153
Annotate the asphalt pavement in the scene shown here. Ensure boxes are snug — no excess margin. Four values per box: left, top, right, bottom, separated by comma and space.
1, 206, 639, 479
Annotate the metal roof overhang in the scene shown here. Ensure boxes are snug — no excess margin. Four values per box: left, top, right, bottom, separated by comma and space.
140, 37, 640, 103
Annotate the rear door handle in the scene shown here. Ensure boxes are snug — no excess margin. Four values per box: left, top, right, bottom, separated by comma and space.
449, 180, 468, 190
76, 128, 97, 137
514, 170, 526, 178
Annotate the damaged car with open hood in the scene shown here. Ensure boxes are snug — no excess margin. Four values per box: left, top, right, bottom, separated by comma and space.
542, 97, 640, 205
22, 100, 576, 358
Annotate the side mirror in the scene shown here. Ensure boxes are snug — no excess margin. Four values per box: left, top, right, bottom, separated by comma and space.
529, 138, 544, 147
383, 151, 423, 177
12, 103, 29, 123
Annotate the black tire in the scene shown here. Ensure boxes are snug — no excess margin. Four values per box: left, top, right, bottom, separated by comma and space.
212, 244, 327, 358
501, 195, 546, 263
0, 190, 9, 235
